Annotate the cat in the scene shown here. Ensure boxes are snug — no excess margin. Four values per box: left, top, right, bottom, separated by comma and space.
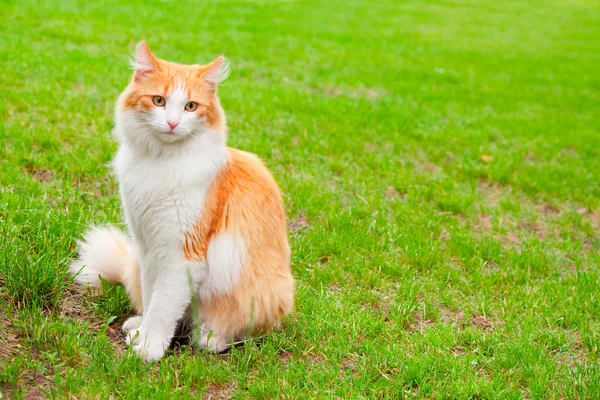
70, 41, 294, 361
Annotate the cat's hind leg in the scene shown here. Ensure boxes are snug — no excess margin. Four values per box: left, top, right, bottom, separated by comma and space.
198, 321, 235, 353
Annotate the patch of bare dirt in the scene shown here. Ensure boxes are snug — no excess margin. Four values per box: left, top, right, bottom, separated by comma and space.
438, 229, 451, 242
0, 313, 51, 399
202, 383, 236, 400
551, 332, 588, 370
303, 351, 324, 365
518, 220, 547, 239
539, 202, 560, 216
341, 357, 357, 370
23, 385, 44, 400
554, 352, 577, 369
24, 166, 53, 182
421, 162, 439, 173
471, 314, 494, 332
71, 175, 116, 200
450, 346, 466, 356
478, 215, 492, 230
482, 259, 500, 273
468, 214, 496, 236
439, 308, 497, 333
339, 357, 358, 379
0, 313, 23, 365
583, 238, 597, 253
59, 291, 90, 320
477, 180, 512, 208
408, 313, 435, 333
367, 285, 399, 318
58, 289, 127, 352
0, 311, 26, 398
289, 213, 309, 232
278, 350, 293, 365
327, 282, 344, 294
581, 208, 600, 230
385, 186, 405, 201
504, 231, 520, 245
476, 180, 600, 249
105, 325, 123, 343
524, 154, 536, 164
322, 87, 343, 97
569, 331, 588, 363
439, 307, 466, 327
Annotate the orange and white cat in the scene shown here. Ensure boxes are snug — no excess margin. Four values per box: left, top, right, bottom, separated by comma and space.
70, 41, 294, 361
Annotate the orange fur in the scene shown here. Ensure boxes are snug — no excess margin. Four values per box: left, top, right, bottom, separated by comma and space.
184, 149, 294, 338
123, 261, 143, 315
120, 43, 294, 341
72, 43, 294, 355
118, 44, 226, 132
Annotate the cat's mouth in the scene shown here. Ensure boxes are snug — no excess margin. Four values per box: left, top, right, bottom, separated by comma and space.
160, 128, 178, 136
156, 129, 182, 143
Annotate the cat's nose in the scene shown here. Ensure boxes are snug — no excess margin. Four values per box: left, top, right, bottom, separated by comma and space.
167, 121, 179, 130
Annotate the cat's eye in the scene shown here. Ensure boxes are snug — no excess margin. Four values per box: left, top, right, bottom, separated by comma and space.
153, 96, 166, 107
185, 102, 198, 112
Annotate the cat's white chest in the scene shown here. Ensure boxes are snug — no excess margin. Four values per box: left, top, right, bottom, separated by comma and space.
113, 144, 225, 255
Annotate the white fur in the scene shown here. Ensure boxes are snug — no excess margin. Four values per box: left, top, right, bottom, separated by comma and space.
130, 42, 158, 81
70, 226, 135, 292
199, 321, 233, 353
111, 79, 239, 360
113, 139, 226, 360
134, 42, 155, 70
71, 56, 244, 361
199, 233, 246, 301
203, 55, 230, 84
122, 315, 142, 332
114, 88, 220, 158
144, 84, 202, 140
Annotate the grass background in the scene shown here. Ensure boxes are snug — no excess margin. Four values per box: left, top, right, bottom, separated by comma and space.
1, 0, 599, 398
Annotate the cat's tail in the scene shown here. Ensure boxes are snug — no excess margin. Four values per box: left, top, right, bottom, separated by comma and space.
70, 226, 142, 313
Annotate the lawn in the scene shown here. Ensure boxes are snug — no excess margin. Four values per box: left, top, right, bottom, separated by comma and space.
1, 0, 600, 398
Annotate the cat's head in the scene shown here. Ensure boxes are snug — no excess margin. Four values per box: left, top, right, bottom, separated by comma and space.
115, 41, 230, 153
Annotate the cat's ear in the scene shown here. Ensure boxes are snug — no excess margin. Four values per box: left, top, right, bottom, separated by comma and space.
131, 41, 159, 82
201, 55, 230, 93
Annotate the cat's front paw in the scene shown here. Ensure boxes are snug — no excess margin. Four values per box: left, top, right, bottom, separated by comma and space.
122, 316, 143, 333
125, 327, 168, 362
132, 341, 165, 362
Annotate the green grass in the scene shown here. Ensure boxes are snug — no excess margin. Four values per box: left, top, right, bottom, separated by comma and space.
1, 0, 600, 398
